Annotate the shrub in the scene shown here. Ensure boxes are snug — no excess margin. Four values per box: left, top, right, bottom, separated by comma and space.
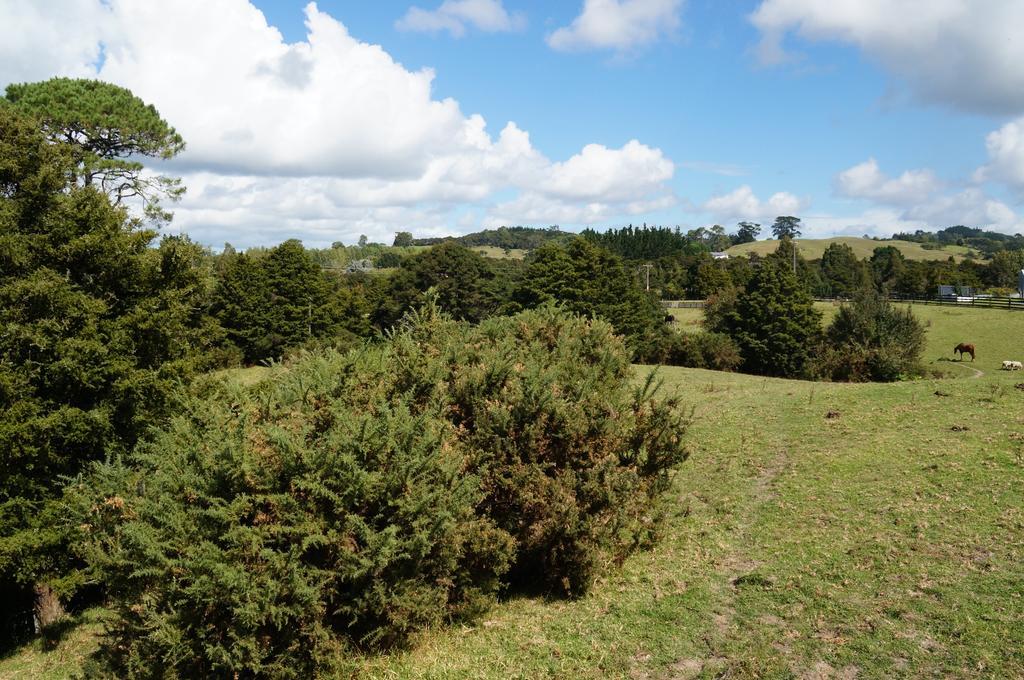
447, 307, 689, 595
691, 332, 742, 371
815, 289, 925, 382
73, 304, 689, 675
640, 329, 740, 372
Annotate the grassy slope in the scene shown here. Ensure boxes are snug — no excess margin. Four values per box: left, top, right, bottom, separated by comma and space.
726, 236, 972, 262
468, 245, 528, 260
4, 307, 1024, 679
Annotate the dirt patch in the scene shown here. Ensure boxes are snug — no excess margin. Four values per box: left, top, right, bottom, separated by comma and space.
797, 661, 860, 679
667, 657, 727, 679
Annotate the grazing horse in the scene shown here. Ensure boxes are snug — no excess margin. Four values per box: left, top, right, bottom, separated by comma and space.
954, 343, 975, 362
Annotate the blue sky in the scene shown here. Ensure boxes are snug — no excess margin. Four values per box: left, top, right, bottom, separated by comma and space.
3, 0, 1024, 247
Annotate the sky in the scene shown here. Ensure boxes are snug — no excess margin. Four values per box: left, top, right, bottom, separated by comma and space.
3, 0, 1024, 248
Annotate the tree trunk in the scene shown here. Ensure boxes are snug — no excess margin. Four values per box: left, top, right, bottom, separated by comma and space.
33, 583, 65, 632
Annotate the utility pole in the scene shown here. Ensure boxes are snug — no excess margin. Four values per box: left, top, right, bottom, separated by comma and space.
639, 263, 653, 291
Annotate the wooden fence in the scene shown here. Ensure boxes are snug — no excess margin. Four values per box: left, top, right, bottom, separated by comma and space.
889, 296, 1024, 311
663, 297, 1024, 311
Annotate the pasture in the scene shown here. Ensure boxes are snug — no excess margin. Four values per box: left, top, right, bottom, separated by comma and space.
469, 245, 528, 260
726, 236, 972, 262
4, 306, 1023, 678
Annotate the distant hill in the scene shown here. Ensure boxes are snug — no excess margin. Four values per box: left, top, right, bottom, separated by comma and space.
412, 226, 574, 251
726, 236, 975, 262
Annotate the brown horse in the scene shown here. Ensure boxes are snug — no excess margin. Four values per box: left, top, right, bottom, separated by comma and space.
954, 343, 975, 361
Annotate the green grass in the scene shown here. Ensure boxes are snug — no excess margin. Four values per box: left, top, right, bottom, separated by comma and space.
0, 608, 105, 679
469, 245, 528, 260
666, 306, 705, 333
4, 307, 1024, 678
726, 236, 973, 262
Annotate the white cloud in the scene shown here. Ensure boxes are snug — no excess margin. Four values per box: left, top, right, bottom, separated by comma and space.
977, 118, 1024, 191
831, 157, 1024, 233
702, 185, 806, 221
0, 0, 676, 246
547, 0, 683, 53
750, 0, 1024, 114
835, 158, 940, 206
902, 188, 1024, 233
0, 0, 112, 85
395, 0, 525, 38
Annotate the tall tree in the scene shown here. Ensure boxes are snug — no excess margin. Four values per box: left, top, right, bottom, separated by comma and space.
511, 240, 666, 358
392, 231, 414, 247
820, 242, 869, 298
722, 258, 822, 378
770, 216, 802, 240
372, 242, 507, 329
263, 239, 335, 354
869, 246, 907, 294
4, 78, 185, 222
734, 221, 761, 244
0, 102, 220, 633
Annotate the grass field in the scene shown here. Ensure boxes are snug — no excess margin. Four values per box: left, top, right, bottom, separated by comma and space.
469, 245, 528, 260
726, 236, 973, 262
4, 306, 1023, 679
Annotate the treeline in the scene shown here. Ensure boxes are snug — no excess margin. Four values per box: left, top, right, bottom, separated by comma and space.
209, 238, 678, 366
411, 225, 574, 250
614, 242, 1024, 302
892, 225, 1024, 258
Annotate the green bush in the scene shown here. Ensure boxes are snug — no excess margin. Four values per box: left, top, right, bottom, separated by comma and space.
691, 331, 742, 371
73, 304, 689, 675
640, 329, 741, 372
815, 289, 925, 382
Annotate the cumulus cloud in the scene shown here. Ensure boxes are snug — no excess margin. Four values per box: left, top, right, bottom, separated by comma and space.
832, 159, 1023, 235
835, 158, 940, 206
750, 0, 1024, 114
977, 118, 1024, 191
0, 0, 675, 246
902, 188, 1024, 234
0, 0, 112, 85
701, 185, 806, 221
395, 0, 526, 37
547, 0, 683, 53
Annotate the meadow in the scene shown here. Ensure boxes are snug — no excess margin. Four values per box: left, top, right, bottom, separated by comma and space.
4, 305, 1023, 678
726, 236, 972, 262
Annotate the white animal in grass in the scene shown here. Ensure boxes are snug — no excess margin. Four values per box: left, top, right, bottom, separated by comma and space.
1001, 360, 1023, 370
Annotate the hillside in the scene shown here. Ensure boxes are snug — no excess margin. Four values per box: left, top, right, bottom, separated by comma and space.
4, 305, 1023, 678
727, 236, 974, 261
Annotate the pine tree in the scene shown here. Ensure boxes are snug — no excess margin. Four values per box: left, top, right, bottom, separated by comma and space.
724, 258, 822, 377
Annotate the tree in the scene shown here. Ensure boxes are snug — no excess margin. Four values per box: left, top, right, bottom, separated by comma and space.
4, 78, 185, 222
358, 234, 368, 247
734, 221, 761, 245
511, 240, 667, 358
820, 242, 869, 298
768, 237, 820, 294
704, 224, 732, 251
211, 252, 274, 363
392, 231, 414, 247
692, 261, 732, 299
372, 242, 506, 328
722, 258, 822, 378
771, 216, 802, 240
0, 102, 222, 634
987, 250, 1024, 289
869, 246, 907, 294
